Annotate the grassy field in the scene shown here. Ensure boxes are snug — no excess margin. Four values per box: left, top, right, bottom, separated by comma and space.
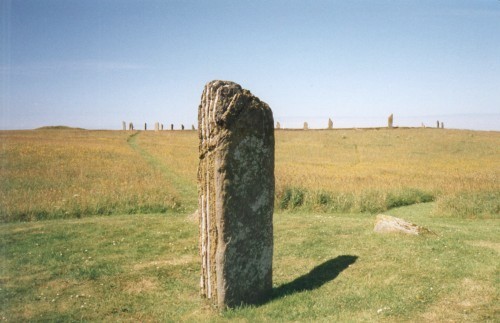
0, 127, 498, 321
0, 130, 191, 222
274, 128, 499, 217
0, 204, 498, 321
1, 128, 498, 221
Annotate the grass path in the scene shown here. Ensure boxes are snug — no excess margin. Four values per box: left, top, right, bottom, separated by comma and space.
126, 132, 197, 212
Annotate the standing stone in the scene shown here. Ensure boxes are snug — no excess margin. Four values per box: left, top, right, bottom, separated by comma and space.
171, 124, 174, 130
198, 80, 274, 308
122, 121, 126, 131
161, 124, 164, 131
437, 120, 440, 128
154, 122, 159, 131
441, 122, 444, 129
144, 123, 147, 131
192, 124, 196, 130
129, 122, 134, 131
181, 124, 185, 130
276, 121, 281, 129
304, 122, 308, 130
328, 118, 333, 129
388, 114, 393, 128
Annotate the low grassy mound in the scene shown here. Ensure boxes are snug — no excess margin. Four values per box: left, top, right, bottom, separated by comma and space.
35, 126, 86, 130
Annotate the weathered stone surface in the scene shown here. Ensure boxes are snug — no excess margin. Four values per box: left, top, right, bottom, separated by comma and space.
304, 122, 308, 130
374, 214, 430, 235
328, 118, 333, 129
198, 80, 274, 308
388, 114, 393, 128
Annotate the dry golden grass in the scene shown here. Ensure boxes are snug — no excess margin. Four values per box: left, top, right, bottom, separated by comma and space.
275, 128, 499, 194
274, 128, 499, 216
1, 127, 498, 221
0, 129, 180, 221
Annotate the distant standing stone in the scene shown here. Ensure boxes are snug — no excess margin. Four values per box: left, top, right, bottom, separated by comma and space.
144, 123, 147, 131
441, 122, 444, 129
122, 121, 126, 131
171, 124, 174, 130
437, 120, 440, 128
181, 124, 185, 130
129, 122, 134, 131
328, 118, 333, 130
192, 124, 195, 130
161, 124, 164, 131
276, 121, 280, 129
198, 80, 274, 308
154, 122, 159, 131
388, 114, 393, 128
304, 122, 308, 130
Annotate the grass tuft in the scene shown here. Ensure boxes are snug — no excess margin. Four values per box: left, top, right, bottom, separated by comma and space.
436, 190, 499, 219
277, 187, 436, 214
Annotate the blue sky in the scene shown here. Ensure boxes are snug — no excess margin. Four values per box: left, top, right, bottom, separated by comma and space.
1, 0, 499, 130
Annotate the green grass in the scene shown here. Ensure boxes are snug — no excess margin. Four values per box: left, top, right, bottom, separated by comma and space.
1, 204, 498, 321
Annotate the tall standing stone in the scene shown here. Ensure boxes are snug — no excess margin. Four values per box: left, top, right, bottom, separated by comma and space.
171, 124, 174, 130
154, 122, 159, 131
198, 80, 274, 308
437, 120, 440, 128
161, 124, 164, 131
129, 122, 134, 131
276, 121, 281, 129
122, 121, 126, 131
144, 123, 147, 131
441, 122, 444, 129
328, 118, 333, 129
304, 122, 308, 130
388, 114, 393, 128
192, 124, 196, 130
181, 124, 185, 130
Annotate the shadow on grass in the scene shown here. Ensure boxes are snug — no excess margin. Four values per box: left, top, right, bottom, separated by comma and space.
269, 255, 358, 303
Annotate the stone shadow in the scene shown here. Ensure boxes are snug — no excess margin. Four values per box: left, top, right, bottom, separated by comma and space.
266, 255, 358, 304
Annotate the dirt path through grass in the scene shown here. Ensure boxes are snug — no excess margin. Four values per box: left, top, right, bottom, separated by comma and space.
127, 132, 197, 211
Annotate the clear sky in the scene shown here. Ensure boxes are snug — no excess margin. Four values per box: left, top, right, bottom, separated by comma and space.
1, 0, 499, 130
